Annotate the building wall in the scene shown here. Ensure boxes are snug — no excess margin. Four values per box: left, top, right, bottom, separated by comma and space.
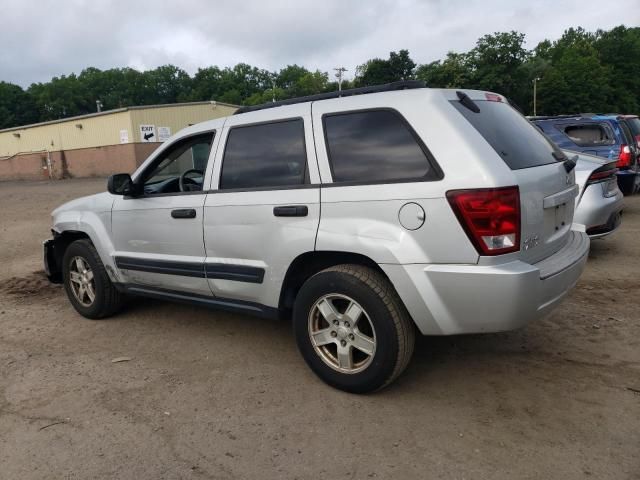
61, 142, 161, 178
0, 111, 131, 157
0, 143, 161, 181
0, 151, 48, 181
0, 102, 237, 181
128, 103, 236, 143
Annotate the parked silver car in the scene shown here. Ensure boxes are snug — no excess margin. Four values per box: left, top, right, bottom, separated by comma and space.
44, 82, 589, 392
570, 150, 623, 238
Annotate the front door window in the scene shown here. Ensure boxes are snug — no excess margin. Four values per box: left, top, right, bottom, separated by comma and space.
141, 133, 214, 194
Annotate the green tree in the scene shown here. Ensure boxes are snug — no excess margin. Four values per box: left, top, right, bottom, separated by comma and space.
190, 66, 223, 101
28, 74, 88, 120
143, 65, 192, 104
415, 52, 471, 88
0, 82, 38, 128
467, 31, 530, 107
295, 70, 329, 96
355, 49, 416, 86
277, 65, 309, 92
537, 34, 612, 115
594, 26, 640, 112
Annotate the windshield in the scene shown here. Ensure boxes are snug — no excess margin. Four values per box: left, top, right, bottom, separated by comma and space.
451, 99, 563, 170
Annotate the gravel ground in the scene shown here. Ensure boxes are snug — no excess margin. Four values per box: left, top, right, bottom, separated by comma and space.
0, 178, 638, 480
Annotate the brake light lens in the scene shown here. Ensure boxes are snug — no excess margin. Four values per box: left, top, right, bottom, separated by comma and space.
587, 168, 617, 184
617, 144, 631, 168
485, 93, 503, 102
447, 187, 521, 256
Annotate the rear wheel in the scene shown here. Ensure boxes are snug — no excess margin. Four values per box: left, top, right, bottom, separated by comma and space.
293, 264, 415, 393
62, 239, 124, 319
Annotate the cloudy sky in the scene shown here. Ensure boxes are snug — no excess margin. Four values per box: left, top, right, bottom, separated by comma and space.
1, 0, 637, 87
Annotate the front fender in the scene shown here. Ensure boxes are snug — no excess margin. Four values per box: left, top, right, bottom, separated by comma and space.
50, 193, 121, 282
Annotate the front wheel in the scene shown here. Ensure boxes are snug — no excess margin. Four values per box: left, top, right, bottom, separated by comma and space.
293, 265, 415, 393
62, 239, 124, 319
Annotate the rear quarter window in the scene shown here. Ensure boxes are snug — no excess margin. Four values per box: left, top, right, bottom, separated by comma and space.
323, 109, 441, 184
451, 100, 561, 170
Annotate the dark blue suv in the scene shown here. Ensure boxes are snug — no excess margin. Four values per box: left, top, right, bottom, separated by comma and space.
531, 114, 640, 195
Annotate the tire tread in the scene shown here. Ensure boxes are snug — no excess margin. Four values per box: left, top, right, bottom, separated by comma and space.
317, 264, 415, 390
63, 239, 124, 319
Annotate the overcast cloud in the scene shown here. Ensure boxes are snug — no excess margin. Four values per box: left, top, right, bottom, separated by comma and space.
1, 0, 638, 87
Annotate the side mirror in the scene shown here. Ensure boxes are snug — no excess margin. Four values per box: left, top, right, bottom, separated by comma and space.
107, 173, 134, 195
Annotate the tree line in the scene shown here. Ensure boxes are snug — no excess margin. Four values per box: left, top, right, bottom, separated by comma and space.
0, 25, 638, 130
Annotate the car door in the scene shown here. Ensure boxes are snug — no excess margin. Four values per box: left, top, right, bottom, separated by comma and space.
203, 104, 320, 311
111, 129, 220, 295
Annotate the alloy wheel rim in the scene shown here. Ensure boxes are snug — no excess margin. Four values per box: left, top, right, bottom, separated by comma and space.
69, 256, 96, 307
308, 294, 376, 374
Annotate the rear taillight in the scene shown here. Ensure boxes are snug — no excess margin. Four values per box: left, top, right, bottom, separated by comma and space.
587, 166, 618, 184
617, 144, 631, 168
447, 186, 521, 256
484, 92, 503, 102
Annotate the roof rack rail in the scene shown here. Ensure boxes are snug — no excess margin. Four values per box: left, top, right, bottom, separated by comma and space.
233, 80, 426, 114
527, 114, 585, 121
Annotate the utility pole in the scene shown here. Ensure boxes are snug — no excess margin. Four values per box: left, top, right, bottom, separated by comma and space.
334, 67, 348, 92
270, 76, 277, 103
532, 77, 541, 116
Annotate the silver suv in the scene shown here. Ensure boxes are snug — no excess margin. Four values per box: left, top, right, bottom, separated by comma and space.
44, 82, 589, 393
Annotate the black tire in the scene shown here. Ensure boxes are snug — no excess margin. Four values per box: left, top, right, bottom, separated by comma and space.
62, 239, 124, 319
618, 176, 636, 196
293, 264, 415, 393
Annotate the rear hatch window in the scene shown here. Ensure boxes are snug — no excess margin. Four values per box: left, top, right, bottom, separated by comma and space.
451, 99, 562, 170
563, 124, 615, 146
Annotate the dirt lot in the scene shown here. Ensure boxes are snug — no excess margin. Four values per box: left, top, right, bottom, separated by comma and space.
0, 178, 638, 480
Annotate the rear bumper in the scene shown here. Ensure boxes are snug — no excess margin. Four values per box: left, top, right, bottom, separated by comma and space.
382, 230, 590, 335
586, 211, 622, 238
574, 181, 624, 238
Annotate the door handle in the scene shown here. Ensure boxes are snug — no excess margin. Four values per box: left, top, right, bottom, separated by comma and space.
171, 208, 197, 219
273, 205, 308, 217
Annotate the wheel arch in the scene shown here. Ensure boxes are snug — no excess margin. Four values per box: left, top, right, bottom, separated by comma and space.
278, 251, 393, 312
46, 230, 92, 283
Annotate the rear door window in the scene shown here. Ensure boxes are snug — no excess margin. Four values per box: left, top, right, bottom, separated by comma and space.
323, 109, 440, 183
220, 119, 307, 190
451, 100, 561, 170
562, 124, 615, 147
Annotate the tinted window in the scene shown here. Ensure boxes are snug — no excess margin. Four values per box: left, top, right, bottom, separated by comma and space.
323, 110, 438, 183
451, 100, 561, 170
563, 124, 614, 147
626, 118, 640, 137
220, 119, 307, 189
